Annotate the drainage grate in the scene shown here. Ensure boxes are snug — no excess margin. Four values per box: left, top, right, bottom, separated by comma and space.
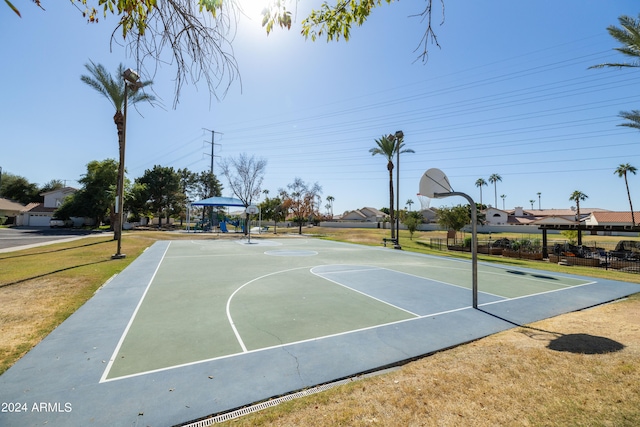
180, 377, 356, 426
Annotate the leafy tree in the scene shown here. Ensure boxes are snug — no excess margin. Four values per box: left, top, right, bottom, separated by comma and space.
436, 204, 469, 245
175, 168, 202, 225
280, 178, 322, 235
403, 211, 423, 240
488, 174, 502, 208
614, 163, 637, 225
299, 0, 442, 62
12, 1, 443, 104
259, 196, 286, 234
0, 173, 40, 204
125, 181, 151, 222
55, 159, 118, 227
137, 165, 184, 227
81, 61, 154, 240
40, 179, 65, 194
466, 203, 486, 226
475, 178, 487, 207
191, 170, 223, 224
561, 230, 578, 245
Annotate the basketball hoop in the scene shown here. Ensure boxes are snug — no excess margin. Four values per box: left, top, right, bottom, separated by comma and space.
418, 167, 479, 309
416, 193, 431, 210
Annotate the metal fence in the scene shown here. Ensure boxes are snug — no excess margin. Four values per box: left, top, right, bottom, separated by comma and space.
428, 238, 640, 273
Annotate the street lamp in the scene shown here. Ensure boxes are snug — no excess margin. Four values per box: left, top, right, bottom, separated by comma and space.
389, 130, 404, 249
112, 68, 142, 259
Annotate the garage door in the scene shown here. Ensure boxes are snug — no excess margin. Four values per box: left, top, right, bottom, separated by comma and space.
28, 214, 52, 227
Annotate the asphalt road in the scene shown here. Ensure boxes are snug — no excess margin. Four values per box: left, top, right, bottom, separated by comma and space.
0, 227, 105, 252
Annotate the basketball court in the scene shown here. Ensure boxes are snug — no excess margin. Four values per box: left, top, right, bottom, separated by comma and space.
1, 235, 638, 427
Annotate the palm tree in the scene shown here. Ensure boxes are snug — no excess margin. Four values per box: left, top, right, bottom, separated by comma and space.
326, 195, 335, 218
529, 199, 535, 209
406, 199, 414, 211
369, 135, 414, 240
475, 178, 487, 207
81, 61, 154, 243
537, 192, 542, 210
591, 15, 640, 131
500, 194, 506, 210
590, 14, 640, 70
615, 163, 637, 225
619, 110, 640, 130
569, 190, 588, 245
569, 190, 588, 222
488, 174, 502, 208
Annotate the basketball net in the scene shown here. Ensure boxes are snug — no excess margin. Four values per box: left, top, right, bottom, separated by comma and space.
417, 193, 431, 210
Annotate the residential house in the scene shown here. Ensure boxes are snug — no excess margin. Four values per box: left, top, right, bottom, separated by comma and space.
16, 187, 77, 227
340, 207, 387, 222
0, 198, 26, 225
484, 206, 609, 227
585, 211, 640, 229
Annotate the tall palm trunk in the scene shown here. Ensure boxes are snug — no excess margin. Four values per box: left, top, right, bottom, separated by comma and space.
113, 111, 124, 242
388, 161, 395, 239
624, 173, 636, 225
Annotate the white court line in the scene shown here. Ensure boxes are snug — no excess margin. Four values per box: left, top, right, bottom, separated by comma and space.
311, 266, 421, 317
478, 280, 597, 307
226, 266, 317, 353
102, 303, 474, 382
331, 265, 506, 300
100, 242, 172, 383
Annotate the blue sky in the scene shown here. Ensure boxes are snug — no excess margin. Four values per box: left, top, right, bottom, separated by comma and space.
2, 1, 640, 216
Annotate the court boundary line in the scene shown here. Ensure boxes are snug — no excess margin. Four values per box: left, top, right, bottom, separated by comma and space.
226, 265, 317, 353
97, 272, 602, 383
478, 279, 598, 307
98, 242, 603, 383
316, 264, 506, 301
99, 242, 172, 383
310, 265, 422, 317
99, 304, 476, 382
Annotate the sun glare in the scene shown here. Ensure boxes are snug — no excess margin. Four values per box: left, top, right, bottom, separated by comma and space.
237, 0, 266, 21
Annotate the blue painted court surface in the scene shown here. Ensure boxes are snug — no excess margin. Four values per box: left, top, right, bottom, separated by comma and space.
1, 236, 638, 427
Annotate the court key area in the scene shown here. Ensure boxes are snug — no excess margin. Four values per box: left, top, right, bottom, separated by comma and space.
1, 236, 638, 426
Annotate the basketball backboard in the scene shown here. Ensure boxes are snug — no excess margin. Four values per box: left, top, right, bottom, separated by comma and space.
419, 168, 453, 198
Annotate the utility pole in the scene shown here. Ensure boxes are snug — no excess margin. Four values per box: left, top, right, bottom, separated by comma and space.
203, 128, 223, 182
203, 129, 223, 227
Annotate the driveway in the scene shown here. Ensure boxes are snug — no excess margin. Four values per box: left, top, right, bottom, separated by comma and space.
0, 227, 105, 252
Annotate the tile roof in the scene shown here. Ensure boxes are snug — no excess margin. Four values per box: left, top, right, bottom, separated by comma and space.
589, 211, 640, 223
0, 198, 27, 211
511, 208, 609, 216
25, 203, 56, 213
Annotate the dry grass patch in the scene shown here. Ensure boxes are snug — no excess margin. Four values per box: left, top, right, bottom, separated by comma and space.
218, 294, 640, 426
0, 234, 152, 374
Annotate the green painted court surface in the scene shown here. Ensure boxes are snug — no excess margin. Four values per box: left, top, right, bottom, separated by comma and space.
102, 237, 591, 381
